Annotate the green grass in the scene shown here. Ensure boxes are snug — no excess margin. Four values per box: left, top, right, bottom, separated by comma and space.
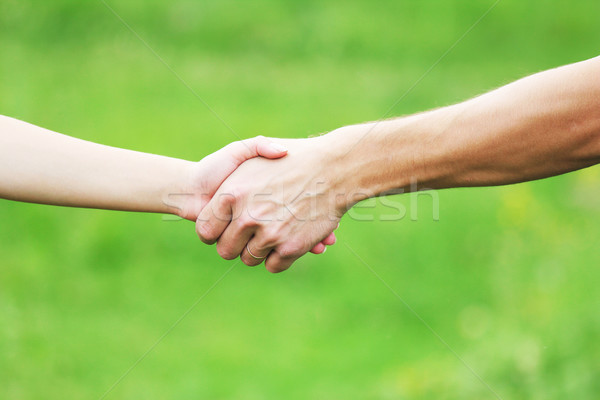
1, 0, 600, 398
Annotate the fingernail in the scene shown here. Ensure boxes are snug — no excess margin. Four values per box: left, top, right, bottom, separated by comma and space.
270, 143, 288, 153
323, 247, 327, 253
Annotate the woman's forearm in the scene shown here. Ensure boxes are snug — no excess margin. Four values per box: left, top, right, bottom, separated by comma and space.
0, 115, 193, 214
329, 56, 600, 202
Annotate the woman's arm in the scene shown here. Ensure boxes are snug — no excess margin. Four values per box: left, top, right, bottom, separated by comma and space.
0, 115, 286, 218
0, 116, 335, 254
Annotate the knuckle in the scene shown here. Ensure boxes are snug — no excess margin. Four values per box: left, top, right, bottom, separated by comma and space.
196, 223, 217, 243
252, 235, 277, 253
253, 241, 271, 254
235, 214, 259, 230
261, 227, 281, 246
218, 191, 237, 207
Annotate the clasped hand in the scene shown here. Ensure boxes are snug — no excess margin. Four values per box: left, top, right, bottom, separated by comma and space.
179, 135, 344, 273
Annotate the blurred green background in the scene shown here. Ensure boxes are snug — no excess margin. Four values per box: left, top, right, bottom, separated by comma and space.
1, 0, 599, 398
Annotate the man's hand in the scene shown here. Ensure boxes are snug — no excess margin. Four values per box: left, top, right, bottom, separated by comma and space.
175, 136, 288, 221
196, 136, 346, 273
177, 136, 337, 257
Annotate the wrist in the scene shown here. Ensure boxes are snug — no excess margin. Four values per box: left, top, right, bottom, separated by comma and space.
320, 113, 450, 210
160, 159, 197, 219
319, 120, 421, 210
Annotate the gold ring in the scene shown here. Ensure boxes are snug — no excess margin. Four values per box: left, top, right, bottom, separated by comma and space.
246, 244, 265, 260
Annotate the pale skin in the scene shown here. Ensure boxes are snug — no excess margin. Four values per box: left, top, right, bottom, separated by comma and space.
0, 116, 337, 255
198, 56, 600, 272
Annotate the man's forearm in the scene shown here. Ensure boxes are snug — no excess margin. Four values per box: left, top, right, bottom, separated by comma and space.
0, 115, 193, 214
327, 56, 600, 205
193, 56, 600, 272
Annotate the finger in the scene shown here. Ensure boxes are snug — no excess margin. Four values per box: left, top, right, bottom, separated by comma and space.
196, 193, 235, 245
240, 238, 274, 267
215, 215, 257, 260
321, 232, 337, 246
269, 226, 336, 267
309, 231, 336, 254
264, 251, 297, 274
252, 136, 288, 159
226, 136, 288, 164
310, 242, 326, 254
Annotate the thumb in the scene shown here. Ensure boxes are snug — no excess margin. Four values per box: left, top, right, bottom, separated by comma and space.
248, 136, 288, 159
229, 136, 288, 162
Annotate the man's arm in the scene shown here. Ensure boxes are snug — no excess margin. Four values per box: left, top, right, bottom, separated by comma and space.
197, 56, 600, 272
334, 55, 600, 199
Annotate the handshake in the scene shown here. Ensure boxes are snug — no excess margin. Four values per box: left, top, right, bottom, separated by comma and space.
168, 134, 350, 273
1, 115, 361, 274
2, 56, 598, 273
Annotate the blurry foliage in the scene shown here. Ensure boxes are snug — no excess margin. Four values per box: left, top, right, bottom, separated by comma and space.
1, 0, 599, 399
